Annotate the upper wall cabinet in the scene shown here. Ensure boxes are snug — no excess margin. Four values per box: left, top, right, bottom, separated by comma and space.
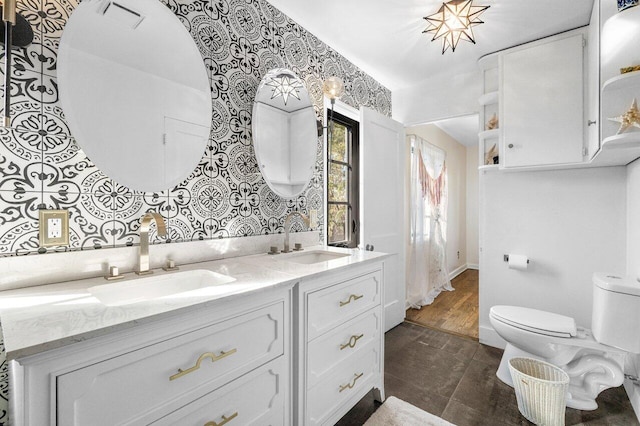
478, 0, 640, 171
500, 30, 587, 169
478, 29, 590, 171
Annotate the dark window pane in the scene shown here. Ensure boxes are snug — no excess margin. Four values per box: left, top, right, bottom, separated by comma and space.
329, 122, 348, 163
328, 163, 348, 202
328, 204, 348, 244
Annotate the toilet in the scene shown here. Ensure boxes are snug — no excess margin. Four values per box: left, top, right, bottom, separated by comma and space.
490, 273, 640, 411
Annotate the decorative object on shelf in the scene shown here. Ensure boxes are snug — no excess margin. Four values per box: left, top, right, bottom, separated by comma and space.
423, 0, 489, 54
617, 0, 638, 12
607, 98, 640, 134
620, 65, 640, 74
486, 113, 499, 130
265, 71, 303, 105
485, 143, 498, 165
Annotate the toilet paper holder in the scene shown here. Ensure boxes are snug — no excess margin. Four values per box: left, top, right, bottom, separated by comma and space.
503, 254, 530, 264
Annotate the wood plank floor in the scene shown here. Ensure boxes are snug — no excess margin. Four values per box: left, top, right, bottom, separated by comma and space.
405, 269, 479, 339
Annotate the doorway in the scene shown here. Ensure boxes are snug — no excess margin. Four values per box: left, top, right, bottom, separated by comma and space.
403, 115, 479, 340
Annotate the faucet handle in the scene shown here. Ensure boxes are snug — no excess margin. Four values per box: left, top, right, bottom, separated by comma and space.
293, 243, 303, 251
104, 265, 125, 281
162, 259, 179, 271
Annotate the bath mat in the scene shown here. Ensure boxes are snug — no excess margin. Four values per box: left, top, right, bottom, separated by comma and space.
363, 396, 456, 426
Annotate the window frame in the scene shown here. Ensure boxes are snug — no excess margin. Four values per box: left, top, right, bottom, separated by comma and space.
326, 110, 360, 248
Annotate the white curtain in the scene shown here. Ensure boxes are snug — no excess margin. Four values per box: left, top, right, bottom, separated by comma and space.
406, 134, 453, 309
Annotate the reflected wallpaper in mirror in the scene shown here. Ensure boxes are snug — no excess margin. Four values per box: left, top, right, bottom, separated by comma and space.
0, 0, 391, 257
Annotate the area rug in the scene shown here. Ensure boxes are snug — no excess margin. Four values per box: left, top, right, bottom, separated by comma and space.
363, 396, 455, 426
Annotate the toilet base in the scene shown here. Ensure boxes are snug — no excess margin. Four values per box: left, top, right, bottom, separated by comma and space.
496, 343, 625, 411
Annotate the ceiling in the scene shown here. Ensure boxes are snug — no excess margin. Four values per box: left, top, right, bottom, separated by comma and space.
266, 0, 594, 92
432, 114, 479, 147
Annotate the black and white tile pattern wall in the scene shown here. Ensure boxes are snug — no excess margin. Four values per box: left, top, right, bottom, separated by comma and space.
0, 0, 391, 257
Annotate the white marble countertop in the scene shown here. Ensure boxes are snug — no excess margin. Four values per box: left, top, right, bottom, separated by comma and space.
0, 246, 389, 360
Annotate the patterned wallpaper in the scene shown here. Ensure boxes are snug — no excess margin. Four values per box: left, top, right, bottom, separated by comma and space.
0, 0, 391, 258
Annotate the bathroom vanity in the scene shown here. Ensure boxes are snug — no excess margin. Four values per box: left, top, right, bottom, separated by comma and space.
0, 246, 388, 425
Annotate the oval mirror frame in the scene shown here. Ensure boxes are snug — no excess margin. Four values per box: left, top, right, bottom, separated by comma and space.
57, 0, 212, 193
252, 68, 317, 199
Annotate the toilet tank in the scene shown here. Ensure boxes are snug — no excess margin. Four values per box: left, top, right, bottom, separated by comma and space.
592, 273, 640, 353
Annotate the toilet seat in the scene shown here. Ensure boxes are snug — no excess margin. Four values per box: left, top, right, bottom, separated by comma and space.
490, 305, 577, 338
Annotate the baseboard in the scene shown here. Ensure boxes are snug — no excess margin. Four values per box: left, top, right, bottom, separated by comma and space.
479, 325, 506, 349
449, 264, 467, 280
466, 263, 479, 270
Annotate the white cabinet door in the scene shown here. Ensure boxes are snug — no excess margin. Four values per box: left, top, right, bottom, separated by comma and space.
360, 107, 406, 331
501, 32, 585, 168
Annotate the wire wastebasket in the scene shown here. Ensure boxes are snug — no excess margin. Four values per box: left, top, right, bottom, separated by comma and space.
508, 357, 570, 426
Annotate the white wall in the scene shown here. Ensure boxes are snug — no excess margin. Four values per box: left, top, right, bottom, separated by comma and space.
626, 158, 640, 417
407, 124, 467, 276
479, 166, 627, 347
466, 144, 479, 268
393, 70, 481, 126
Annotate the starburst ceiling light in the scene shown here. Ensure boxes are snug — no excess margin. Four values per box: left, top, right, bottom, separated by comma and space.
423, 0, 490, 54
265, 72, 303, 105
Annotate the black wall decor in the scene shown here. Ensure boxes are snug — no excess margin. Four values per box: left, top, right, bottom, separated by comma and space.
0, 0, 391, 257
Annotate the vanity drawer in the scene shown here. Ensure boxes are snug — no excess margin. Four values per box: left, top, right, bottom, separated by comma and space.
307, 308, 381, 388
153, 356, 286, 426
307, 271, 381, 340
57, 302, 284, 426
307, 345, 380, 425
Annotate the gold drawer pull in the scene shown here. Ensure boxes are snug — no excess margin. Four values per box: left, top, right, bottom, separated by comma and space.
170, 348, 237, 381
204, 412, 238, 426
339, 294, 363, 307
339, 372, 364, 392
340, 334, 364, 350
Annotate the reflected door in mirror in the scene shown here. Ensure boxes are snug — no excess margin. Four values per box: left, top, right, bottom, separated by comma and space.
57, 0, 211, 193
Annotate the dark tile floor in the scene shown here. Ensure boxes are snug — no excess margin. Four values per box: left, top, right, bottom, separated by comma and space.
336, 322, 639, 426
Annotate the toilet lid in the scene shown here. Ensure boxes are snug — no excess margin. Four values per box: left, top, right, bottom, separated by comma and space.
490, 305, 577, 338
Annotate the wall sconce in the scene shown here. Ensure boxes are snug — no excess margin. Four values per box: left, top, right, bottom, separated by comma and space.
323, 76, 345, 108
1, 0, 34, 127
317, 76, 345, 138
321, 76, 345, 156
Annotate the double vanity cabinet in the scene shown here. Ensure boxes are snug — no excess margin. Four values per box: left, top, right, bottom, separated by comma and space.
0, 247, 388, 425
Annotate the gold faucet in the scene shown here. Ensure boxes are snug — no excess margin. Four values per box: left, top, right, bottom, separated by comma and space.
283, 211, 310, 253
136, 212, 167, 275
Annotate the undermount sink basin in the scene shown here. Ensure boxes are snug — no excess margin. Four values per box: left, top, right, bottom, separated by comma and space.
285, 250, 351, 264
88, 269, 236, 306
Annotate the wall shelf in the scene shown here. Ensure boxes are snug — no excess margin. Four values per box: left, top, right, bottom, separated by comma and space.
590, 132, 640, 166
602, 70, 640, 93
479, 91, 499, 106
478, 164, 500, 171
479, 129, 500, 141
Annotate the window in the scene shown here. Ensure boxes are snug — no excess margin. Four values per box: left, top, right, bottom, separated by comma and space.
326, 111, 359, 247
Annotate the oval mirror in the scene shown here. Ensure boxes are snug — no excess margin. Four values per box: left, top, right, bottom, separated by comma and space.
58, 0, 211, 193
252, 69, 317, 199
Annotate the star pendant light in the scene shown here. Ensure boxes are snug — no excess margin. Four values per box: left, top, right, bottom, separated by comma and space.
265, 72, 303, 105
423, 0, 490, 54
608, 98, 640, 134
